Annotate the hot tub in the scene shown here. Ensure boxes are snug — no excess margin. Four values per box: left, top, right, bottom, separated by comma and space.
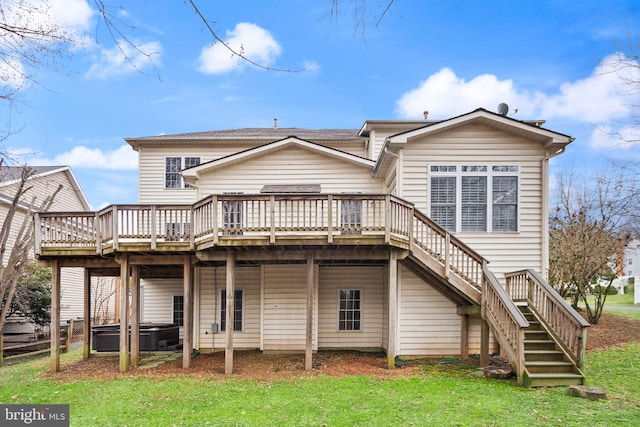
92, 323, 179, 352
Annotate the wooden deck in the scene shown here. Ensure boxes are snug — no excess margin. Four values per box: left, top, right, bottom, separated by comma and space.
34, 193, 588, 386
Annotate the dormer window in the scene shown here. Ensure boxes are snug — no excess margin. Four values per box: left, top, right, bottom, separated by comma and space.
165, 157, 201, 189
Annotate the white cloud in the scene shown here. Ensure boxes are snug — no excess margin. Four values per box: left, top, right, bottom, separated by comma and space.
395, 53, 640, 124
28, 144, 138, 170
198, 23, 282, 74
0, 0, 94, 88
85, 39, 162, 79
395, 68, 533, 119
589, 125, 640, 152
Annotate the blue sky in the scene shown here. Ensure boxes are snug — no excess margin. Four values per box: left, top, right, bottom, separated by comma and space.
2, 0, 640, 209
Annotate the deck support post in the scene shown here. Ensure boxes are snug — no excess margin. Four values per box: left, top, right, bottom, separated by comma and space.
387, 251, 398, 369
225, 251, 235, 374
480, 319, 489, 367
50, 260, 61, 372
130, 265, 141, 367
305, 252, 315, 371
117, 255, 130, 373
460, 314, 469, 360
83, 269, 91, 360
183, 256, 194, 369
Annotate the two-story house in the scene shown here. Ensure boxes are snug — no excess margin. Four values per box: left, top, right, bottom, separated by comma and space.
1, 166, 116, 336
36, 108, 590, 387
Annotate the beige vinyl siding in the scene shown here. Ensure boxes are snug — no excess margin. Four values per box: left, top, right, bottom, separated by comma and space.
137, 145, 218, 204
197, 147, 383, 196
262, 264, 317, 351
317, 266, 384, 349
467, 315, 497, 354
400, 124, 547, 278
140, 278, 184, 338
398, 265, 461, 356
197, 266, 261, 351
59, 268, 85, 321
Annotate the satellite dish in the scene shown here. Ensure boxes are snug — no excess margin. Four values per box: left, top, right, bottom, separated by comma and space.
498, 103, 509, 116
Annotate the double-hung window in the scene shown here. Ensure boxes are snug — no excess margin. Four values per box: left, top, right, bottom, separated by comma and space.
429, 165, 519, 232
340, 192, 363, 235
220, 289, 243, 331
173, 295, 184, 326
165, 157, 201, 189
338, 289, 361, 331
222, 192, 244, 235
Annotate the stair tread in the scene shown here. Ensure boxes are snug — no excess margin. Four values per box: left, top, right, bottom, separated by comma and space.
526, 361, 573, 366
526, 372, 584, 378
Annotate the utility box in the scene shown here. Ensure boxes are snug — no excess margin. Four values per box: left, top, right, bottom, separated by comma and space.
211, 323, 219, 334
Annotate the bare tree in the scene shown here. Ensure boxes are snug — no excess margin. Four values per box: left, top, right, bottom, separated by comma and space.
548, 168, 638, 324
0, 161, 61, 331
92, 276, 116, 325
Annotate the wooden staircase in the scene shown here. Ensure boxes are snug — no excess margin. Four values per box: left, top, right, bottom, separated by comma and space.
518, 304, 586, 387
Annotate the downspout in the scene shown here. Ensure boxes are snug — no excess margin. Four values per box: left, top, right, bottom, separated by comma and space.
383, 146, 402, 198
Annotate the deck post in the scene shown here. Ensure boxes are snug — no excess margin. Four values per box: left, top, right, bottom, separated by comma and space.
83, 269, 91, 360
117, 255, 130, 373
130, 265, 141, 367
460, 314, 469, 360
50, 260, 61, 372
225, 251, 235, 374
305, 251, 315, 371
183, 256, 194, 369
479, 270, 489, 367
387, 251, 398, 369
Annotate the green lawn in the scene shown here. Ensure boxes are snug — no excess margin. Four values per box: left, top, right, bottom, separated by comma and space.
1, 345, 639, 427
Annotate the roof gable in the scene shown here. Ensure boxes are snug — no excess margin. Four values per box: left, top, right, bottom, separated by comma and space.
374, 108, 574, 177
182, 137, 375, 183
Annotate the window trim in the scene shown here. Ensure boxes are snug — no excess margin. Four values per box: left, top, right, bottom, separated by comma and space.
220, 288, 244, 332
428, 164, 520, 233
164, 156, 201, 189
337, 288, 362, 332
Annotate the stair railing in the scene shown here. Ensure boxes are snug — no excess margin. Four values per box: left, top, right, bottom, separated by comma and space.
505, 269, 590, 369
482, 266, 529, 384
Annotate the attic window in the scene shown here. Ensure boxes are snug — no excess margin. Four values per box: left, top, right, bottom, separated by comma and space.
260, 184, 321, 193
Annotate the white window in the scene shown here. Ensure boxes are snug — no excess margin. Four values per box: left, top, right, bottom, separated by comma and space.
220, 289, 243, 331
222, 192, 244, 235
429, 165, 519, 232
172, 295, 184, 326
340, 192, 363, 235
165, 157, 201, 189
338, 289, 361, 331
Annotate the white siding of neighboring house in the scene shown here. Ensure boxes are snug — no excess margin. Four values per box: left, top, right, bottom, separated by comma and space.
262, 264, 318, 351
399, 123, 548, 278
317, 266, 384, 349
196, 146, 383, 196
2, 169, 95, 332
197, 266, 262, 351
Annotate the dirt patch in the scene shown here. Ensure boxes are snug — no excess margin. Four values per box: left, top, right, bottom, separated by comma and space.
44, 312, 640, 383
584, 311, 640, 351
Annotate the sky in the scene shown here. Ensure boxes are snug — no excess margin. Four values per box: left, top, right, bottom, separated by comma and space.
2, 0, 640, 209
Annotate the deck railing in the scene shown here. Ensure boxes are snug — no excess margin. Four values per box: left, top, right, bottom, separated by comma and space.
482, 266, 529, 384
505, 269, 590, 369
35, 194, 485, 289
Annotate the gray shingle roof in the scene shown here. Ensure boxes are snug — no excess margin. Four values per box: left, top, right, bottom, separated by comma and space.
129, 128, 363, 141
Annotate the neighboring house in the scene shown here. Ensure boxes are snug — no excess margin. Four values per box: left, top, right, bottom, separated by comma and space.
36, 108, 590, 387
623, 240, 640, 277
1, 166, 116, 334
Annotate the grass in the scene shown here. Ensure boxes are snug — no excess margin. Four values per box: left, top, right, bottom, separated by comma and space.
1, 347, 639, 426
